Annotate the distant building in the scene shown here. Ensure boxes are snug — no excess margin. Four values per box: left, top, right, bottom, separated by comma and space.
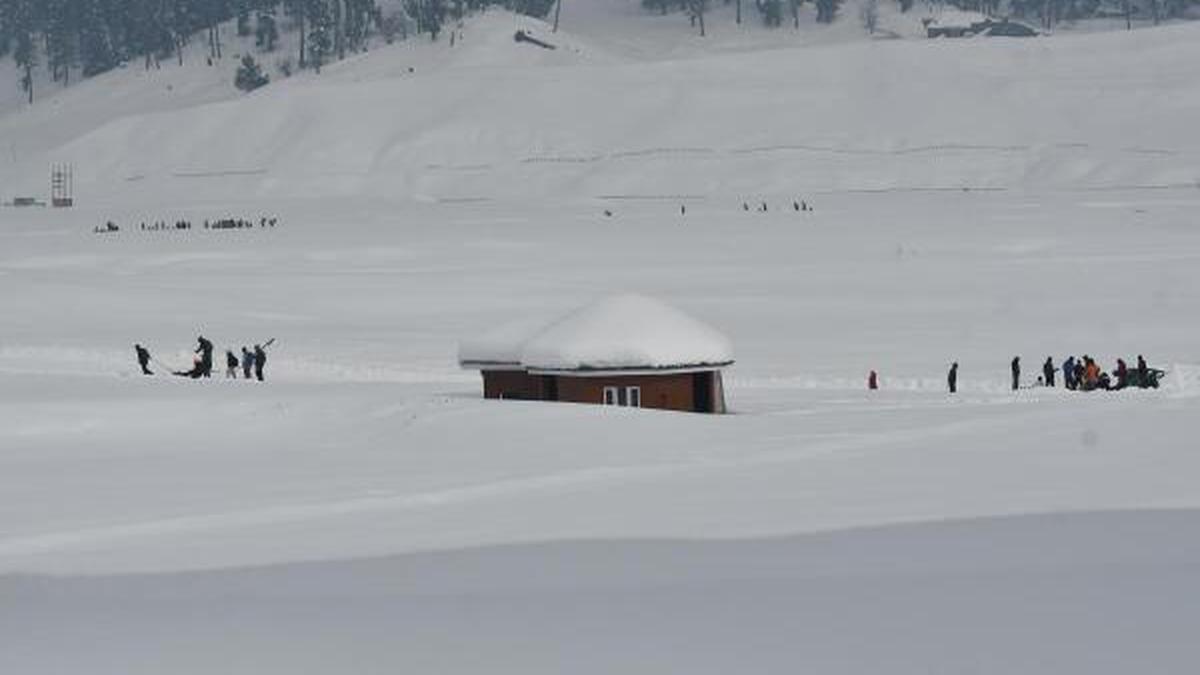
459, 295, 733, 414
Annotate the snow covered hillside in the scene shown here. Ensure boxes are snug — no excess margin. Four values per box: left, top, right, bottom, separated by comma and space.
4, 8, 1199, 206
2, 8, 1200, 675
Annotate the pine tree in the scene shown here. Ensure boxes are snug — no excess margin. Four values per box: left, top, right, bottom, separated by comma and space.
760, 0, 783, 26
307, 0, 333, 70
815, 0, 838, 22
256, 8, 279, 51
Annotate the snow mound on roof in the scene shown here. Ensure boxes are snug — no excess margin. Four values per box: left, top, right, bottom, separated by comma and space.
926, 8, 991, 28
519, 295, 733, 371
458, 315, 555, 367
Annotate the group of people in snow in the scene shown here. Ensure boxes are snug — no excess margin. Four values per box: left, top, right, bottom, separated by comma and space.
97, 216, 279, 234
135, 336, 270, 382
1008, 355, 1160, 392
868, 354, 1162, 393
603, 199, 814, 219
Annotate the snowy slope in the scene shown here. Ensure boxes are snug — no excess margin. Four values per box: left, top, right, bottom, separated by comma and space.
4, 16, 1197, 208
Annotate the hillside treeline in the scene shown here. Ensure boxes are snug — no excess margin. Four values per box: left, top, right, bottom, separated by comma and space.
0, 0, 553, 102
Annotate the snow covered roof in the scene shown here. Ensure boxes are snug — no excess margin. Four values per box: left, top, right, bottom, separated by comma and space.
457, 315, 554, 369
460, 295, 733, 373
926, 9, 991, 28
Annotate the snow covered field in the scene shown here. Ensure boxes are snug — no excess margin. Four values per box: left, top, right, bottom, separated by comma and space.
3, 7, 1200, 674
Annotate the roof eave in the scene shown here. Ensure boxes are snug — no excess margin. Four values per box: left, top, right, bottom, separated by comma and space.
526, 361, 734, 377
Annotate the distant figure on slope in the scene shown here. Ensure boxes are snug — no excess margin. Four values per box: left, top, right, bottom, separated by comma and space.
948, 362, 958, 394
195, 335, 214, 378
241, 346, 255, 379
253, 343, 268, 382
1137, 355, 1148, 386
1011, 356, 1021, 391
868, 370, 879, 391
134, 344, 153, 376
226, 350, 239, 379
793, 200, 800, 212
760, 201, 768, 212
1043, 357, 1056, 388
743, 202, 749, 212
680, 204, 686, 216
802, 200, 809, 212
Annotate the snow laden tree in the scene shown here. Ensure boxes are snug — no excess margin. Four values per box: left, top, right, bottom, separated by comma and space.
256, 8, 279, 50
860, 0, 878, 33
815, 0, 839, 22
788, 0, 802, 28
306, 0, 333, 70
687, 0, 709, 36
760, 0, 783, 26
404, 0, 448, 40
234, 53, 269, 89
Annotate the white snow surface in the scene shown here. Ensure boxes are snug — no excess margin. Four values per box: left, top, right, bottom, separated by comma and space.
3, 8, 1200, 674
518, 293, 734, 371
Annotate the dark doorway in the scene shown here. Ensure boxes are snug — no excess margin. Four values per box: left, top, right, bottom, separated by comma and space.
692, 372, 713, 413
541, 376, 559, 401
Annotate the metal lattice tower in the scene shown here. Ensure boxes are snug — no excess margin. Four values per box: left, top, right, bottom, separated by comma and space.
51, 163, 74, 208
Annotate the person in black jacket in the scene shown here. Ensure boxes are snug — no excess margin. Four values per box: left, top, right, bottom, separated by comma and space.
253, 344, 267, 382
1011, 356, 1021, 391
948, 362, 958, 394
225, 350, 239, 378
134, 344, 153, 375
241, 346, 254, 379
195, 336, 214, 378
1042, 357, 1056, 388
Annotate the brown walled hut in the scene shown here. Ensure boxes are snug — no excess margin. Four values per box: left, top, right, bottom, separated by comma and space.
458, 295, 734, 414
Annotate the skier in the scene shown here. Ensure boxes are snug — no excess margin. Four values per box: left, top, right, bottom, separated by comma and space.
1042, 357, 1056, 388
680, 205, 686, 216
948, 362, 958, 394
195, 335, 214, 378
868, 370, 879, 391
742, 202, 749, 212
226, 350, 239, 379
241, 346, 255, 379
134, 344, 153, 376
1137, 354, 1148, 387
1063, 356, 1076, 390
253, 343, 267, 382
1011, 356, 1021, 391
793, 200, 800, 212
